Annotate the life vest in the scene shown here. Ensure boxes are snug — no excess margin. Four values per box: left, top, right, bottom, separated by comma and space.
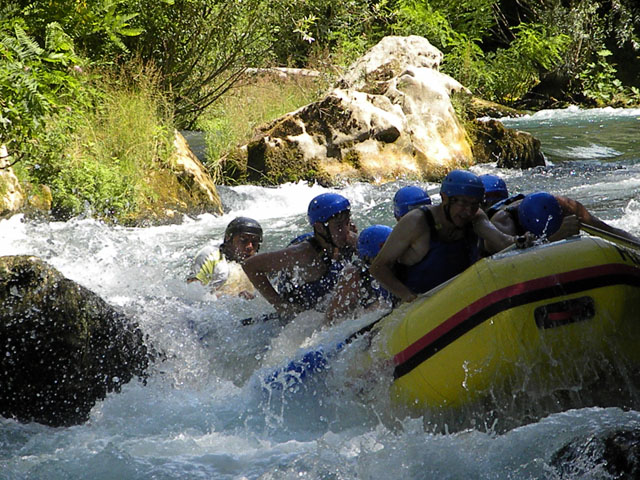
486, 193, 525, 220
277, 236, 351, 311
191, 245, 227, 287
396, 207, 478, 295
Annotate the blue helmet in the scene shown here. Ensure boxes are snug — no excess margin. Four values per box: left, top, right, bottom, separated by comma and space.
440, 170, 485, 200
480, 174, 508, 200
518, 192, 563, 237
307, 193, 350, 225
357, 225, 392, 260
393, 186, 432, 219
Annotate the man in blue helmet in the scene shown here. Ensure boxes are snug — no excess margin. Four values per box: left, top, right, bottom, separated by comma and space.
479, 174, 509, 210
491, 191, 639, 242
243, 192, 358, 321
324, 224, 397, 324
187, 216, 263, 299
370, 169, 520, 303
393, 186, 432, 221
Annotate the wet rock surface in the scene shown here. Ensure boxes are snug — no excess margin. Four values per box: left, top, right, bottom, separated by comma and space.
551, 427, 640, 479
0, 255, 151, 426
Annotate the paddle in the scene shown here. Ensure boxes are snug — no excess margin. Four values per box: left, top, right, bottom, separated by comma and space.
240, 312, 281, 326
579, 222, 640, 251
262, 308, 392, 391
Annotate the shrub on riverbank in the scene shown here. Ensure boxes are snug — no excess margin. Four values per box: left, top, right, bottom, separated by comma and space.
10, 61, 176, 222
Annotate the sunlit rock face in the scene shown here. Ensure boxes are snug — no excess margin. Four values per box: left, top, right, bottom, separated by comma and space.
0, 256, 151, 426
227, 35, 474, 185
172, 130, 223, 214
0, 144, 25, 218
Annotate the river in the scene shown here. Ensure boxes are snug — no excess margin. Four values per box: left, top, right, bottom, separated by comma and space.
1, 107, 640, 479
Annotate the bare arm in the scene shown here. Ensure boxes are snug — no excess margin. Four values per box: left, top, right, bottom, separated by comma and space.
324, 265, 361, 325
242, 243, 315, 315
474, 209, 516, 253
370, 210, 427, 303
556, 196, 640, 242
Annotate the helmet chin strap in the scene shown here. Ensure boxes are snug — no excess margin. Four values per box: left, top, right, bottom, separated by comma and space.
444, 203, 453, 223
220, 240, 234, 261
442, 195, 453, 223
314, 223, 336, 252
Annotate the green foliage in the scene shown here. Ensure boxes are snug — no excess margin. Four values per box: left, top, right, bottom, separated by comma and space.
0, 14, 91, 167
483, 23, 570, 102
268, 0, 395, 68
15, 0, 142, 59
578, 49, 640, 106
39, 63, 174, 220
396, 0, 496, 45
125, 0, 273, 127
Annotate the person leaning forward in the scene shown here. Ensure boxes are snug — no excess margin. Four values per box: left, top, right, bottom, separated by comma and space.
242, 193, 357, 321
370, 170, 521, 304
491, 191, 640, 243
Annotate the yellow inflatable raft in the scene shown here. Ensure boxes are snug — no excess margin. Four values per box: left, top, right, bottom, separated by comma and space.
376, 235, 640, 411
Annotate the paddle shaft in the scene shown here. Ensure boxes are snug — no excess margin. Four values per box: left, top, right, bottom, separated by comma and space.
579, 222, 640, 250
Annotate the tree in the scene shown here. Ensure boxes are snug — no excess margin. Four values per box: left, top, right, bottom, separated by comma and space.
126, 0, 274, 128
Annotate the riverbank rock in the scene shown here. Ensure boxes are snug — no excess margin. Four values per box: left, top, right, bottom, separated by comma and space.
0, 255, 151, 427
0, 133, 222, 225
0, 144, 25, 219
223, 35, 474, 185
119, 130, 223, 226
471, 119, 546, 168
550, 427, 640, 478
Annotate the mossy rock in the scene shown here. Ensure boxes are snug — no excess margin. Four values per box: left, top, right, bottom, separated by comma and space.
246, 136, 330, 185
0, 255, 152, 426
470, 119, 545, 168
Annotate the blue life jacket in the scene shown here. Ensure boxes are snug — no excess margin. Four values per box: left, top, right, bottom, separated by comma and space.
486, 193, 528, 236
278, 236, 350, 311
486, 193, 525, 220
396, 207, 479, 294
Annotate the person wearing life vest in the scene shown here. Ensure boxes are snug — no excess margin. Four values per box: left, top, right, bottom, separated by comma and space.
187, 216, 263, 299
324, 224, 397, 324
479, 174, 509, 210
492, 191, 640, 243
393, 185, 432, 220
370, 170, 520, 303
243, 192, 357, 321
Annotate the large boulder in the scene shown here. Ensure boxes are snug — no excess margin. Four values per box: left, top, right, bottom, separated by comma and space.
223, 35, 474, 185
0, 256, 151, 426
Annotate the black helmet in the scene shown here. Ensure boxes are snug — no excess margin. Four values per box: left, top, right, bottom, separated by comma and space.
224, 217, 263, 243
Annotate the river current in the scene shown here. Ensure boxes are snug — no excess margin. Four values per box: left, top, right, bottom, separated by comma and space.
1, 107, 640, 479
